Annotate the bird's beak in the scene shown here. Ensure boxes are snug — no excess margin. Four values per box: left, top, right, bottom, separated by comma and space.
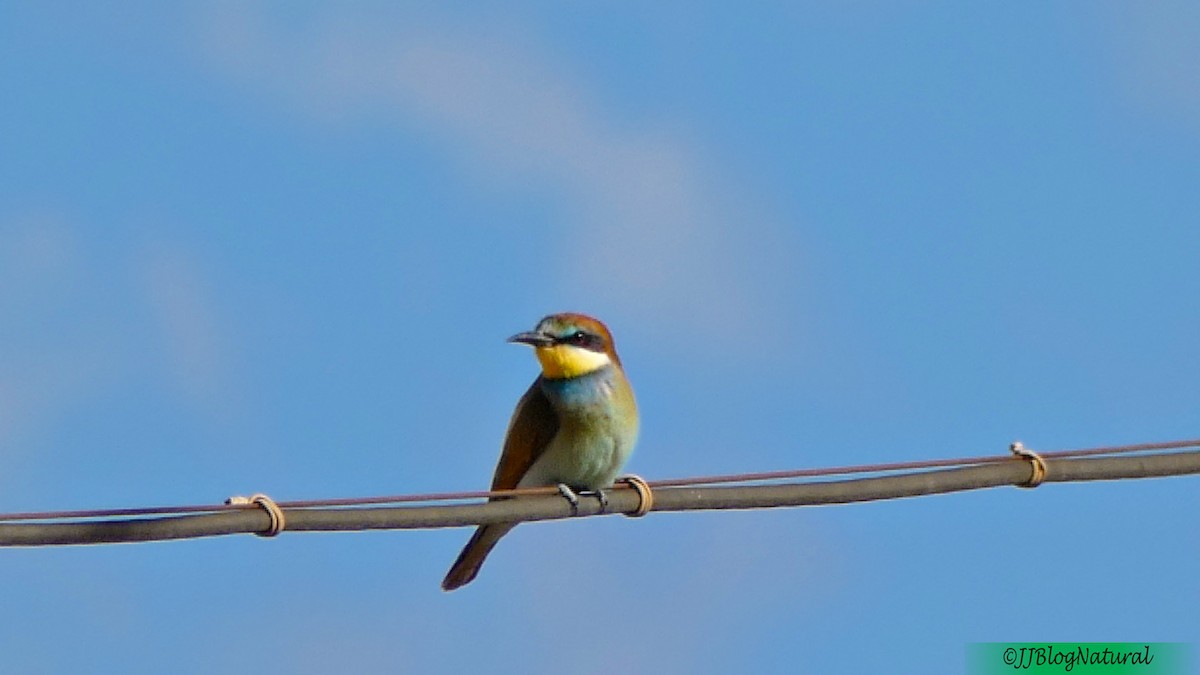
507, 331, 554, 347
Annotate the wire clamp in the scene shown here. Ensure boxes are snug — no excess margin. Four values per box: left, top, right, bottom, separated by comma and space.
1010, 441, 1047, 488
618, 474, 654, 517
226, 493, 286, 537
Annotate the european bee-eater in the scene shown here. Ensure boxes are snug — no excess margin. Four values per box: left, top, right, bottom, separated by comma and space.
441, 312, 639, 591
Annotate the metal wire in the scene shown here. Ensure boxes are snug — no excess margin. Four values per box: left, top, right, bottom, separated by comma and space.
0, 446, 1197, 547
0, 438, 1196, 523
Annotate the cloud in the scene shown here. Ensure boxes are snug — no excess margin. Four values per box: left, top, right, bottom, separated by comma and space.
1107, 2, 1200, 132
140, 242, 235, 412
0, 215, 238, 461
195, 6, 799, 350
0, 217, 98, 456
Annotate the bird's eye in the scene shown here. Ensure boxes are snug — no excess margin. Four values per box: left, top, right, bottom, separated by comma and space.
570, 331, 589, 345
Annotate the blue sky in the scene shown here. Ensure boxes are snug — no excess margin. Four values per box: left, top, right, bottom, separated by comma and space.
1, 2, 1197, 672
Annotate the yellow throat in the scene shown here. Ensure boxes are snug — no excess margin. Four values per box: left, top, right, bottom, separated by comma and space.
534, 344, 613, 379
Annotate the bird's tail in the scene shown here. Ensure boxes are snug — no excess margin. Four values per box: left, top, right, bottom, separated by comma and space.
442, 523, 516, 591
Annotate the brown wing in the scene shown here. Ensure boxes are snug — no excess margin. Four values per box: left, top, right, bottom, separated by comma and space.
489, 376, 558, 491
443, 378, 557, 591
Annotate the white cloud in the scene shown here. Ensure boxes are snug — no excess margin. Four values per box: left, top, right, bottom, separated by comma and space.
195, 6, 798, 350
0, 216, 238, 461
1107, 2, 1200, 132
140, 242, 235, 412
0, 217, 99, 456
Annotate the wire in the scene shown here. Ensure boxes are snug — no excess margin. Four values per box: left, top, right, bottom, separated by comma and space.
0, 439, 1197, 547
1, 437, 1195, 523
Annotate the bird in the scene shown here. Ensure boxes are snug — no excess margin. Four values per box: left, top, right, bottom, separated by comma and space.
441, 312, 639, 591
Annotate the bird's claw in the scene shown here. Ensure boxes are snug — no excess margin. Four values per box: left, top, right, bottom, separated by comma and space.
555, 484, 611, 515
593, 488, 609, 514
556, 483, 581, 516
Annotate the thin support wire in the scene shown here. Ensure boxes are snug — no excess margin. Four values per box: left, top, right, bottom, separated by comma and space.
0, 448, 1197, 547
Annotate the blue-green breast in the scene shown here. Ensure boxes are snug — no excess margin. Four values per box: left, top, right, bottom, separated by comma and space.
518, 364, 638, 490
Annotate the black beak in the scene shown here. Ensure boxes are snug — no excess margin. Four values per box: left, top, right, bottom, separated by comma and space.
507, 331, 554, 347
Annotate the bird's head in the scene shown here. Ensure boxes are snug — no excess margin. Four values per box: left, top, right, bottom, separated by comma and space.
508, 313, 621, 380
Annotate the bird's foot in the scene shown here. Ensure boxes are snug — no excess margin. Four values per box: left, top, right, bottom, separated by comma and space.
592, 488, 609, 514
556, 483, 581, 516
